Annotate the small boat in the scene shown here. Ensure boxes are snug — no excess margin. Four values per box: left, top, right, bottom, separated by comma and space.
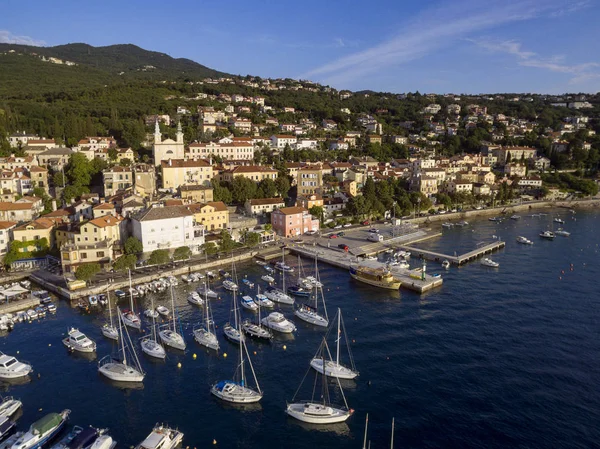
555, 228, 571, 237
63, 328, 96, 353
254, 293, 274, 309
310, 310, 357, 379
194, 272, 205, 281
20, 280, 31, 289
10, 410, 71, 449
88, 296, 98, 306
554, 217, 565, 224
38, 292, 52, 305
158, 287, 186, 351
0, 352, 32, 380
196, 284, 218, 299
34, 306, 46, 317
97, 294, 108, 306
219, 269, 230, 278
261, 275, 275, 284
114, 290, 126, 299
167, 276, 178, 286
274, 261, 294, 273
187, 292, 203, 306
134, 425, 183, 449
255, 260, 267, 266
102, 299, 119, 341
0, 397, 22, 419
181, 275, 191, 283
510, 215, 520, 220
26, 309, 38, 320
156, 306, 170, 317
441, 222, 454, 229
144, 309, 159, 319
441, 260, 450, 269
261, 312, 296, 333
480, 258, 499, 268
48, 304, 57, 313
46, 424, 82, 449
122, 309, 142, 330
241, 278, 255, 289
206, 271, 216, 280
0, 416, 15, 442
240, 296, 258, 311
264, 266, 274, 273
539, 230, 555, 240
264, 287, 294, 305
287, 285, 311, 297
222, 280, 238, 291
141, 297, 165, 360
241, 319, 273, 341
193, 283, 219, 351
516, 236, 534, 245
456, 221, 469, 227
349, 265, 401, 290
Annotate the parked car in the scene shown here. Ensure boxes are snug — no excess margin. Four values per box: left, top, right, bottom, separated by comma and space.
338, 244, 349, 251
329, 234, 338, 239
334, 225, 343, 229
368, 228, 379, 233
337, 231, 346, 237
343, 223, 352, 228
305, 230, 317, 235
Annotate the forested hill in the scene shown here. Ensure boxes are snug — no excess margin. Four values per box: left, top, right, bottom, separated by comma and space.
0, 42, 227, 96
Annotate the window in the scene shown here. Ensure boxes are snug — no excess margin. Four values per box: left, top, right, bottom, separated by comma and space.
81, 253, 87, 259
96, 251, 104, 257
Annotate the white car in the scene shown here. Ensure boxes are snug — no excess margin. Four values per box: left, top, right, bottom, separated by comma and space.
305, 230, 317, 235
334, 225, 343, 229
343, 223, 351, 228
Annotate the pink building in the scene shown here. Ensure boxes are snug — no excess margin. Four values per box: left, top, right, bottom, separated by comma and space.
271, 207, 319, 237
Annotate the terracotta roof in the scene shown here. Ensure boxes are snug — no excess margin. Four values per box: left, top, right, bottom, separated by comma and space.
44, 209, 70, 217
249, 197, 285, 206
0, 202, 33, 211
93, 202, 115, 210
275, 206, 307, 215
89, 215, 123, 228
14, 217, 55, 231
231, 166, 277, 174
165, 199, 184, 206
188, 201, 228, 213
0, 221, 17, 230
29, 166, 48, 172
161, 159, 210, 168
180, 185, 213, 191
105, 166, 132, 173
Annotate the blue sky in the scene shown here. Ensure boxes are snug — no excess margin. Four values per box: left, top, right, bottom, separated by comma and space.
1, 0, 598, 94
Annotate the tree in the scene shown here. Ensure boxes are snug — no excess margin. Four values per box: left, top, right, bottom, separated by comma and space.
244, 232, 261, 247
66, 153, 93, 187
75, 263, 101, 282
148, 249, 170, 265
173, 246, 192, 261
113, 254, 137, 271
256, 178, 278, 198
124, 237, 143, 255
264, 223, 273, 232
275, 176, 291, 198
231, 177, 258, 203
202, 242, 218, 255
309, 205, 324, 224
219, 229, 235, 253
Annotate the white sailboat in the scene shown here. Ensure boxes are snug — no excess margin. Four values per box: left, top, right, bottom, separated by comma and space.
211, 308, 262, 403
141, 296, 166, 359
310, 308, 359, 380
264, 254, 295, 305
101, 288, 118, 341
286, 338, 353, 424
159, 286, 186, 351
98, 307, 145, 383
193, 283, 220, 351
223, 261, 244, 344
294, 255, 329, 327
242, 285, 273, 341
122, 270, 141, 330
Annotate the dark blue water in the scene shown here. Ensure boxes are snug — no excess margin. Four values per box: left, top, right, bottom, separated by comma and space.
2, 210, 599, 448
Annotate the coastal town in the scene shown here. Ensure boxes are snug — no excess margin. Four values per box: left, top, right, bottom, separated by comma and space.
0, 74, 598, 290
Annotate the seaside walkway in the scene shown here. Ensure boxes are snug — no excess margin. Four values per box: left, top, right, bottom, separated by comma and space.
400, 240, 506, 266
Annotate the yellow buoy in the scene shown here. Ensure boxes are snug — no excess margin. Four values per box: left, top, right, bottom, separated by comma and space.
253, 351, 257, 355
193, 354, 197, 359
177, 362, 182, 368
213, 440, 217, 445
223, 353, 228, 358
283, 345, 287, 350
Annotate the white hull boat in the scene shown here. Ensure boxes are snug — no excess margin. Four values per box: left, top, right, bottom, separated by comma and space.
241, 320, 272, 340
63, 328, 96, 353
0, 397, 22, 418
122, 310, 142, 330
285, 402, 351, 424
264, 288, 294, 305
156, 306, 170, 318
144, 309, 159, 319
211, 381, 262, 403
98, 357, 145, 383
11, 410, 71, 449
294, 305, 328, 327
555, 229, 571, 237
193, 327, 219, 351
187, 293, 203, 306
222, 280, 238, 291
0, 353, 33, 379
240, 296, 258, 311
197, 285, 218, 299
141, 338, 166, 360
135, 425, 183, 449
159, 329, 186, 351
310, 358, 358, 380
261, 312, 296, 333
261, 275, 275, 284
223, 323, 243, 343
516, 236, 533, 245
480, 258, 499, 268
254, 294, 274, 308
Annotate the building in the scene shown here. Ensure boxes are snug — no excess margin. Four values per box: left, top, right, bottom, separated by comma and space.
161, 159, 213, 191
472, 183, 491, 196
180, 185, 214, 203
296, 194, 323, 209
152, 121, 185, 166
271, 207, 319, 237
115, 147, 135, 163
132, 205, 205, 254
103, 166, 133, 196
517, 176, 543, 189
220, 165, 277, 183
8, 132, 41, 148
133, 163, 156, 198
0, 221, 17, 255
491, 146, 537, 164
37, 147, 74, 170
29, 166, 49, 193
504, 164, 527, 177
270, 135, 298, 149
245, 197, 285, 216
11, 217, 56, 252
187, 141, 254, 161
188, 201, 229, 232
297, 167, 323, 196
446, 181, 473, 194
0, 202, 37, 223
92, 202, 117, 218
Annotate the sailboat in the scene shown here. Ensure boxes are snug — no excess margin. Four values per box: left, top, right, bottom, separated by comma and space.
223, 261, 244, 344
264, 249, 295, 305
121, 270, 141, 330
211, 307, 262, 403
98, 307, 145, 383
286, 337, 353, 424
193, 282, 220, 351
242, 285, 273, 341
140, 295, 166, 359
159, 286, 186, 351
287, 255, 311, 297
101, 288, 118, 341
294, 255, 329, 327
310, 308, 358, 380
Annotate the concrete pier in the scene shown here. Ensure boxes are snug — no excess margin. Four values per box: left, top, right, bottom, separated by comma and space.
400, 240, 506, 266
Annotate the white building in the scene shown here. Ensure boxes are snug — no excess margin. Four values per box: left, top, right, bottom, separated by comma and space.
132, 205, 205, 255
152, 121, 185, 166
270, 135, 298, 149
187, 141, 254, 160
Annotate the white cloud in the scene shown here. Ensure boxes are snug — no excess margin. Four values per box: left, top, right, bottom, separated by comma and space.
0, 30, 46, 46
471, 38, 599, 84
301, 0, 587, 87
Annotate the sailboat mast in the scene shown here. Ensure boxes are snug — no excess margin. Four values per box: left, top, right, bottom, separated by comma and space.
107, 287, 114, 328
150, 295, 156, 341
128, 269, 134, 311
390, 417, 395, 449
362, 413, 369, 449
282, 248, 286, 292
336, 308, 341, 366
170, 286, 176, 332
117, 307, 126, 365
239, 312, 245, 385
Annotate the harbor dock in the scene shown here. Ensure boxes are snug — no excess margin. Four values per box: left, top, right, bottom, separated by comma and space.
400, 240, 506, 265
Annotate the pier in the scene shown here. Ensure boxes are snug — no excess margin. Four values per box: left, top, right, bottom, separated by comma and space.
400, 240, 506, 266
288, 245, 443, 294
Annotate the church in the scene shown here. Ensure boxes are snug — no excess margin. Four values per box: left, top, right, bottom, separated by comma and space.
152, 120, 185, 166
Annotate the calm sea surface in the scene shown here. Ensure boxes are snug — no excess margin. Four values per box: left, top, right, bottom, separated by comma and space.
1, 209, 599, 448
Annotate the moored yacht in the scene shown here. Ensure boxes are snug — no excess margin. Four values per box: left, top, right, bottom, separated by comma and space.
261, 312, 296, 333
480, 258, 499, 268
539, 230, 555, 239
63, 328, 96, 353
0, 353, 33, 380
516, 236, 534, 245
134, 425, 183, 449
10, 410, 70, 449
555, 228, 571, 237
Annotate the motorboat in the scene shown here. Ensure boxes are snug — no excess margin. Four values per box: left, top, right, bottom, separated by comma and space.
554, 217, 565, 224
261, 312, 296, 333
206, 271, 216, 280
287, 285, 311, 297
144, 309, 159, 319
263, 266, 274, 273
441, 222, 453, 229
456, 221, 469, 227
181, 275, 191, 283
441, 259, 450, 269
88, 296, 98, 306
47, 423, 82, 449
488, 217, 502, 222
89, 433, 116, 449
196, 284, 218, 299
63, 328, 96, 353
254, 294, 274, 308
113, 290, 126, 299
193, 283, 220, 351
510, 215, 520, 220
156, 306, 170, 317
0, 397, 22, 419
10, 410, 71, 449
222, 280, 238, 292
349, 265, 401, 290
261, 275, 275, 284
167, 276, 178, 286
97, 294, 108, 306
0, 352, 33, 379
187, 292, 203, 306
255, 260, 267, 266
264, 287, 294, 305
26, 309, 38, 320
134, 425, 183, 449
241, 319, 273, 341
539, 230, 555, 240
555, 228, 571, 237
0, 416, 15, 442
480, 258, 499, 268
241, 278, 255, 289
219, 269, 230, 278
516, 236, 534, 245
61, 427, 110, 449
240, 296, 258, 311
274, 261, 294, 273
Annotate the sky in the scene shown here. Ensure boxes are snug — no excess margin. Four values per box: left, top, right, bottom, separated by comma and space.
1, 0, 599, 94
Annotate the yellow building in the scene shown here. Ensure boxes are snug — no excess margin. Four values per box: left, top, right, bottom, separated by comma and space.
161, 159, 213, 190
220, 165, 278, 183
180, 185, 214, 203
297, 167, 323, 196
296, 194, 323, 209
115, 147, 135, 163
11, 217, 56, 251
188, 201, 229, 232
29, 166, 49, 194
